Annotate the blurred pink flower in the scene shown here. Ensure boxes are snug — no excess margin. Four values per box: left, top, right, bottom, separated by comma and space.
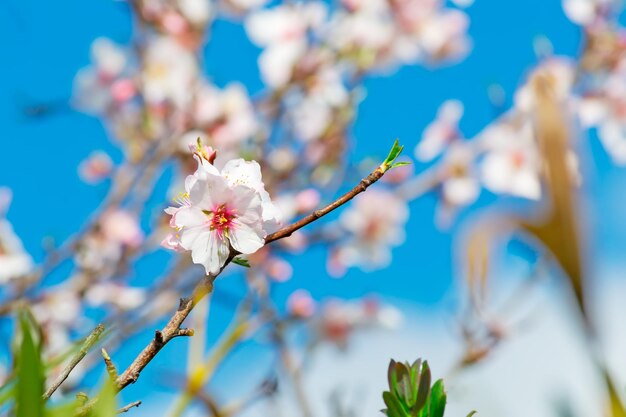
334, 189, 409, 273
287, 289, 316, 317
78, 151, 113, 184
101, 209, 144, 248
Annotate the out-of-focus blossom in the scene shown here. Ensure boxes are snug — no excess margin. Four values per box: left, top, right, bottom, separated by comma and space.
479, 121, 542, 199
0, 188, 32, 283
245, 3, 327, 88
287, 289, 316, 317
142, 36, 198, 108
287, 65, 350, 142
85, 282, 146, 311
78, 151, 113, 184
562, 0, 612, 25
274, 188, 321, 223
178, 0, 213, 26
415, 99, 464, 162
73, 38, 134, 114
75, 210, 142, 273
315, 297, 402, 348
514, 58, 575, 113
333, 189, 408, 274
439, 144, 480, 207
578, 58, 626, 164
192, 82, 259, 151
100, 209, 144, 248
329, 0, 471, 70
163, 156, 277, 274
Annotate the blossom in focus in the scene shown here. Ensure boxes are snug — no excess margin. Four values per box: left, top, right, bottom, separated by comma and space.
333, 189, 409, 274
163, 155, 278, 274
0, 188, 32, 283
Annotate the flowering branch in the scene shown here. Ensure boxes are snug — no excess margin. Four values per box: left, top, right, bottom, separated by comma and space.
114, 140, 404, 393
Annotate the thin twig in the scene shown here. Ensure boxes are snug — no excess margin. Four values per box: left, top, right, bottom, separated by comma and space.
265, 166, 385, 244
43, 324, 106, 400
117, 400, 142, 414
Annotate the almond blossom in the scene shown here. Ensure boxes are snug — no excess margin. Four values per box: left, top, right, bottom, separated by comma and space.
479, 121, 542, 200
245, 3, 327, 88
332, 189, 409, 274
163, 152, 280, 274
73, 38, 133, 114
0, 188, 32, 283
415, 99, 464, 162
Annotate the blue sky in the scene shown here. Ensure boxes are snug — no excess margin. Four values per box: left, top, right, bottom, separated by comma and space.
2, 0, 626, 407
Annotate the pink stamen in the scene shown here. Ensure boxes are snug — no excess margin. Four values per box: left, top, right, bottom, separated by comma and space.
207, 204, 237, 238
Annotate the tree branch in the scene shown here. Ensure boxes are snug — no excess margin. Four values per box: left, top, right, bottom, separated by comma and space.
114, 161, 390, 392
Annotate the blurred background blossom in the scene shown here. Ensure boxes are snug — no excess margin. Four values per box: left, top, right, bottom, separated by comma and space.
3, 0, 626, 416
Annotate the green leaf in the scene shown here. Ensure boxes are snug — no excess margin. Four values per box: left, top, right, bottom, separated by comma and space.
396, 365, 413, 408
0, 383, 15, 407
381, 139, 405, 171
232, 257, 251, 268
16, 311, 44, 417
409, 359, 421, 407
383, 391, 407, 417
466, 412, 477, 417
387, 360, 398, 394
89, 378, 117, 417
391, 161, 412, 169
428, 379, 447, 417
414, 361, 431, 413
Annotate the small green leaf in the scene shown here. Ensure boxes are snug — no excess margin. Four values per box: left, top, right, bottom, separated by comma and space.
16, 311, 44, 417
232, 257, 251, 268
383, 391, 407, 417
381, 139, 405, 171
414, 361, 431, 413
391, 161, 412, 169
466, 412, 477, 417
387, 360, 398, 394
429, 379, 447, 417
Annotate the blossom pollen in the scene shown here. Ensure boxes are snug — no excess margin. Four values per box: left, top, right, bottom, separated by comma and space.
205, 205, 237, 235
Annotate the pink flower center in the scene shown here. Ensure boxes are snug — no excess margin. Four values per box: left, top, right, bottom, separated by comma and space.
206, 204, 236, 237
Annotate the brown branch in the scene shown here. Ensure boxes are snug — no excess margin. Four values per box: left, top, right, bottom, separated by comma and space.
43, 324, 105, 400
114, 162, 389, 393
265, 166, 385, 244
